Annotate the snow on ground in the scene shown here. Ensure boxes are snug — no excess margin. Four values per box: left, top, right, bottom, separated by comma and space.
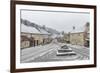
21, 43, 59, 63
27, 44, 89, 62
21, 43, 89, 63
66, 44, 90, 60
21, 42, 89, 63
67, 44, 89, 49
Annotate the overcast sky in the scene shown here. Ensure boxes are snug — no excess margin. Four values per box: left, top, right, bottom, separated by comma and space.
21, 10, 90, 33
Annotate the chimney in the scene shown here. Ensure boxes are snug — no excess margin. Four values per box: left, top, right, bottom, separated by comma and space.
73, 26, 75, 30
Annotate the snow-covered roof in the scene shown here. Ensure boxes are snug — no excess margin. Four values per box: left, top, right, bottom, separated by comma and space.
70, 26, 85, 33
21, 23, 41, 34
21, 19, 60, 35
38, 28, 50, 35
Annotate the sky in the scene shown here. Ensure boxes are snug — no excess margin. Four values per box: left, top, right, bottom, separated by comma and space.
21, 10, 90, 33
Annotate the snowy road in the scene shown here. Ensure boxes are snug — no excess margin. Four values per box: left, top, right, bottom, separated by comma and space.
69, 46, 89, 60
21, 43, 59, 63
21, 42, 89, 63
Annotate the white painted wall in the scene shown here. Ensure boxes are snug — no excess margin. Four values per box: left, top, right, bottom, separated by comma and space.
0, 0, 100, 73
